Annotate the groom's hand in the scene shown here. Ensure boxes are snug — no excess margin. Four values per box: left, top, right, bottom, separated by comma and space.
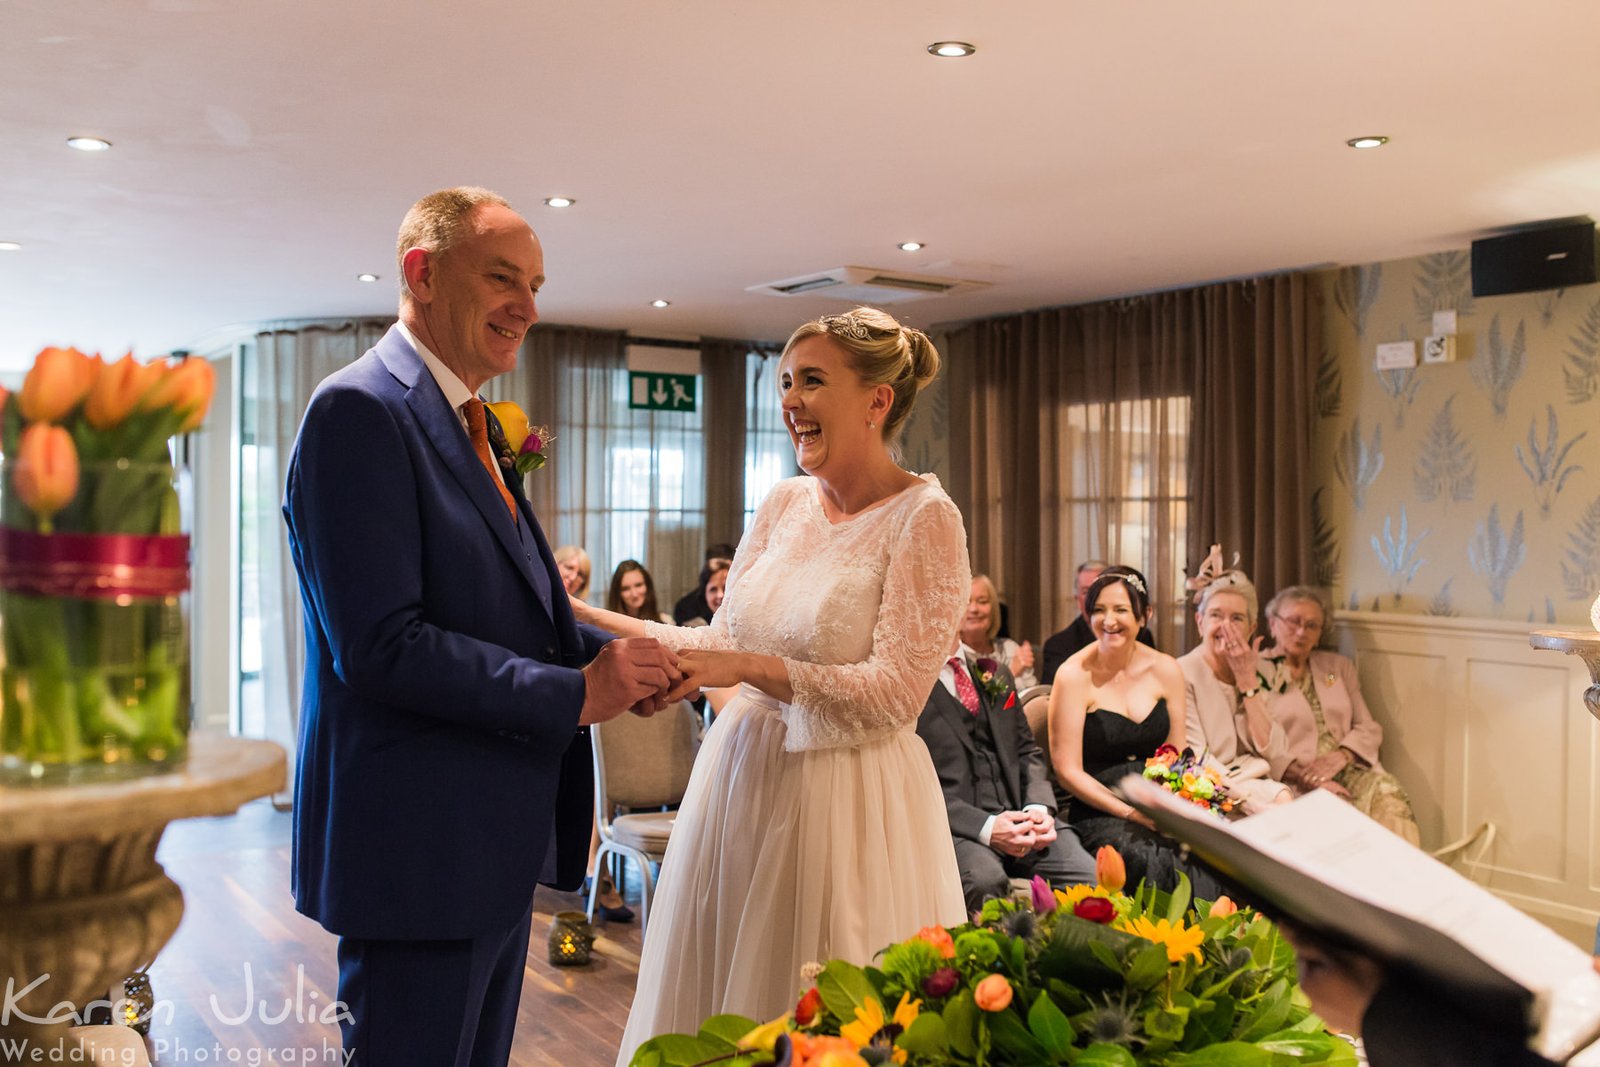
579, 638, 681, 725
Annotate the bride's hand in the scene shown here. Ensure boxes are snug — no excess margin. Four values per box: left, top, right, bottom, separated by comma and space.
663, 650, 747, 704
568, 593, 595, 623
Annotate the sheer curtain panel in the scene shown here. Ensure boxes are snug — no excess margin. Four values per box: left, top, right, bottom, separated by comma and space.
248, 319, 388, 804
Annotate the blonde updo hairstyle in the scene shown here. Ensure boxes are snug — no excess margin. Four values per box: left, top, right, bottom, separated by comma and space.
782, 306, 941, 454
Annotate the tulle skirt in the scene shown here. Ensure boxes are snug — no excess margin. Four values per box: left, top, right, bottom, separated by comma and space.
614, 687, 966, 1065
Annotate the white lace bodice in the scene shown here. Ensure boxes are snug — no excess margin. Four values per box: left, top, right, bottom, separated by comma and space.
646, 475, 971, 751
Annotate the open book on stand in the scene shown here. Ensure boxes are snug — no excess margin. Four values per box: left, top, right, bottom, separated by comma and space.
1119, 777, 1600, 1064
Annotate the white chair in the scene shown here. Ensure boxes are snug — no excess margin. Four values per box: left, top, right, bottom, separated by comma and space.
587, 700, 699, 932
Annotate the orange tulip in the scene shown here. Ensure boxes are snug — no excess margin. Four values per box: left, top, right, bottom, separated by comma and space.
1096, 845, 1126, 893
915, 925, 957, 959
143, 356, 216, 431
973, 973, 1014, 1012
0, 384, 9, 420
1209, 895, 1238, 918
13, 423, 80, 526
85, 352, 163, 430
18, 346, 97, 423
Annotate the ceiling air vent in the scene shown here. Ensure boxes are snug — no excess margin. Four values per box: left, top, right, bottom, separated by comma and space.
747, 266, 988, 304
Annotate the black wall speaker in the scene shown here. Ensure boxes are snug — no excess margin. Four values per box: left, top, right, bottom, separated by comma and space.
1471, 220, 1597, 297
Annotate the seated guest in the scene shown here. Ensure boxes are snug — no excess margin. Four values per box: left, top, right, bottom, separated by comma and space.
673, 542, 735, 626
1263, 585, 1421, 845
1049, 566, 1232, 900
917, 639, 1094, 911
963, 574, 1037, 690
609, 559, 672, 624
1041, 559, 1155, 683
1177, 568, 1291, 814
553, 544, 592, 602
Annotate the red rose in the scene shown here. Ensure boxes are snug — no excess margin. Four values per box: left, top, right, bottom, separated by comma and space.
795, 986, 822, 1027
1073, 896, 1116, 924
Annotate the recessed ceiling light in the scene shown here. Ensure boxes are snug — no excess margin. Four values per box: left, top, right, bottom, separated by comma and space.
356, 273, 380, 282
0, 241, 20, 252
897, 241, 924, 252
1346, 135, 1389, 149
543, 196, 576, 208
650, 299, 671, 309
927, 41, 976, 58
66, 136, 112, 152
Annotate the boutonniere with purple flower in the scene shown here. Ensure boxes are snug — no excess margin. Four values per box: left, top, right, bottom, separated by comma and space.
485, 401, 553, 474
972, 657, 1016, 708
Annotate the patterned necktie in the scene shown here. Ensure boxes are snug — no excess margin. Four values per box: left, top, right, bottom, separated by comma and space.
948, 656, 980, 715
462, 398, 518, 524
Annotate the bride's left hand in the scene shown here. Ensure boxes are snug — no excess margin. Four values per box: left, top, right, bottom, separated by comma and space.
663, 650, 747, 703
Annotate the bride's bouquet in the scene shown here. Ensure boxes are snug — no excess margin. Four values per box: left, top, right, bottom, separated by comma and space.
1142, 744, 1235, 818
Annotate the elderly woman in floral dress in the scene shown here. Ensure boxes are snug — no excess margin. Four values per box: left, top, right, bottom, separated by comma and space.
1263, 585, 1420, 845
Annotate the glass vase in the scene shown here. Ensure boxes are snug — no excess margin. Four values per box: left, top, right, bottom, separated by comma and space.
0, 459, 191, 784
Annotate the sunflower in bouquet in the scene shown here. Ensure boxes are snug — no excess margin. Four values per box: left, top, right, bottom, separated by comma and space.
1142, 744, 1235, 817
631, 846, 1355, 1067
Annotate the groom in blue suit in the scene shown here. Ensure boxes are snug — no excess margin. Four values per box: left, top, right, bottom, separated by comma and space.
283, 187, 680, 1066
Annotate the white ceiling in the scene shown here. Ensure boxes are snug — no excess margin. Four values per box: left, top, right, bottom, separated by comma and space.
3, 0, 1599, 371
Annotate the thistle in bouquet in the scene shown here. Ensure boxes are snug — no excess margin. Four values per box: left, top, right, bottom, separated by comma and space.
631, 846, 1355, 1066
1143, 744, 1235, 817
1, 348, 214, 772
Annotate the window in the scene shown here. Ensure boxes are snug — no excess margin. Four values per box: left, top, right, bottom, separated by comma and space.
743, 349, 794, 528
1059, 395, 1190, 648
552, 358, 707, 609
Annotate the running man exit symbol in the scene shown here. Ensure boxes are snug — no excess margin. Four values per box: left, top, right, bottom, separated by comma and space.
628, 371, 697, 411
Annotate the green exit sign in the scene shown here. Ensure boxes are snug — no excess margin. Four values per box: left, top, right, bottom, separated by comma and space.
629, 371, 697, 411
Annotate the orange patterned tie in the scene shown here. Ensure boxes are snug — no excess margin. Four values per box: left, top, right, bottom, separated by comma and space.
462, 398, 518, 524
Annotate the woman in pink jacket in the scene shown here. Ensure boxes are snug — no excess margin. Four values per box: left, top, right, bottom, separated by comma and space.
1264, 585, 1419, 844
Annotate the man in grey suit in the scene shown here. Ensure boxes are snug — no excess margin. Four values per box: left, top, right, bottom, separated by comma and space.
916, 643, 1095, 911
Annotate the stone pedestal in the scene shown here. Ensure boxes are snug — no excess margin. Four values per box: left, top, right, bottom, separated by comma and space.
1530, 629, 1600, 722
0, 733, 285, 1049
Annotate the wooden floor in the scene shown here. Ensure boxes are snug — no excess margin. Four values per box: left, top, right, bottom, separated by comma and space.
141, 800, 643, 1066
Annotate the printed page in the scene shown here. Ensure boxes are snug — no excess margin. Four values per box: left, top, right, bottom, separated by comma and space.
1122, 779, 1600, 1062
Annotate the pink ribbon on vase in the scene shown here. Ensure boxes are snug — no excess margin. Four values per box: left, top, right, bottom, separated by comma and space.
0, 525, 191, 600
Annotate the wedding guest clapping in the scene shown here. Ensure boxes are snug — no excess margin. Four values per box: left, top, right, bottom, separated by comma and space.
1177, 567, 1291, 814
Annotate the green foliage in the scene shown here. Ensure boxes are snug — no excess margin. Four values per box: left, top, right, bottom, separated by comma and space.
643, 880, 1355, 1066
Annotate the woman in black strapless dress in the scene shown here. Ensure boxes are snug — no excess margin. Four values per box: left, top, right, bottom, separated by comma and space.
1048, 567, 1232, 902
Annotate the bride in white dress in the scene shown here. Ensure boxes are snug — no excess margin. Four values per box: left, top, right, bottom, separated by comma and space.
573, 307, 971, 1066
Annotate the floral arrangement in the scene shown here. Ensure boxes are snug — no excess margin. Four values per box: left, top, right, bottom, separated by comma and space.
0, 346, 214, 778
632, 847, 1354, 1066
485, 400, 552, 474
1142, 745, 1235, 818
971, 657, 1015, 708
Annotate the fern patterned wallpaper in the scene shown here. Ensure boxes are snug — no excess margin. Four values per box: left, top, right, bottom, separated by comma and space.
1316, 251, 1600, 624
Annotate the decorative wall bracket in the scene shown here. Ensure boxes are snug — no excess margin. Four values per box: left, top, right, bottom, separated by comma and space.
1530, 629, 1600, 721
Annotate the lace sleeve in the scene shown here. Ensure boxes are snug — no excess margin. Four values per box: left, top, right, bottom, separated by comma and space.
781, 491, 970, 750
642, 480, 791, 653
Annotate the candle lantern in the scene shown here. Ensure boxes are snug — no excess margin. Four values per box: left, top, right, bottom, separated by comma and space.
547, 911, 595, 966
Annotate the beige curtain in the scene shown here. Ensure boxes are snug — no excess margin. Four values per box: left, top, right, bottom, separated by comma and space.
945, 273, 1316, 654
700, 339, 752, 546
1188, 274, 1318, 619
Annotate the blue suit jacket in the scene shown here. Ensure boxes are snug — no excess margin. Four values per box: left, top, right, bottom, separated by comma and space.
283, 325, 610, 941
